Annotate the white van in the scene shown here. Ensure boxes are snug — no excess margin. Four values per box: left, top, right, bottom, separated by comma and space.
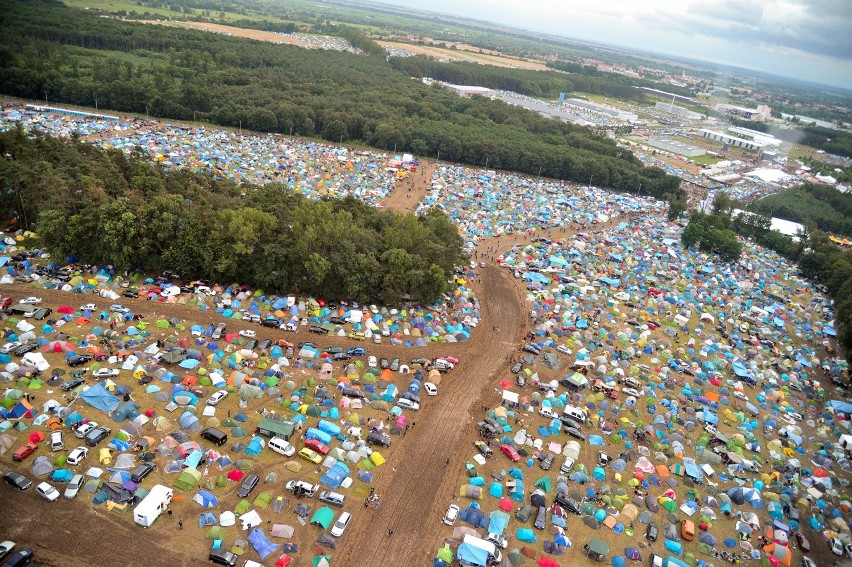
134, 484, 173, 527
396, 398, 419, 411
563, 406, 587, 424
539, 406, 559, 420
50, 431, 64, 452
268, 437, 295, 457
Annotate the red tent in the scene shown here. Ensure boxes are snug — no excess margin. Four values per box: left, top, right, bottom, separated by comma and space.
28, 431, 45, 443
538, 558, 560, 567
57, 306, 74, 314
227, 470, 244, 482
498, 498, 513, 511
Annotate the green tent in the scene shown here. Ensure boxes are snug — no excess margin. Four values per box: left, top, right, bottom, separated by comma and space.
173, 467, 201, 491
311, 556, 332, 567
154, 319, 170, 329
310, 507, 335, 529
534, 476, 552, 493
206, 526, 225, 540
436, 546, 453, 564
235, 499, 251, 515
253, 492, 272, 508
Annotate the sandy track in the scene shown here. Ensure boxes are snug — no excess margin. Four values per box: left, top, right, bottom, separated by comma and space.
381, 160, 437, 213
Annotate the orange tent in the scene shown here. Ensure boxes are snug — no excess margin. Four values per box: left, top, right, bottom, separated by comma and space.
182, 375, 198, 387
656, 464, 671, 477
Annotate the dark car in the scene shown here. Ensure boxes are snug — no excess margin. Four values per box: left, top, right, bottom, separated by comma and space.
540, 453, 555, 471
380, 357, 389, 369
366, 432, 391, 447
200, 428, 228, 446
1, 547, 34, 567
511, 362, 523, 374
236, 473, 259, 498
564, 427, 586, 441
645, 522, 659, 542
257, 339, 271, 350
332, 352, 351, 361
347, 347, 366, 356
84, 426, 111, 447
12, 344, 36, 357
308, 326, 328, 335
130, 462, 156, 483
796, 533, 810, 552
61, 375, 86, 391
122, 289, 138, 298
534, 505, 547, 530
32, 307, 52, 320
323, 347, 343, 355
261, 318, 279, 328
68, 354, 92, 367
208, 549, 237, 566
3, 470, 32, 490
554, 493, 582, 515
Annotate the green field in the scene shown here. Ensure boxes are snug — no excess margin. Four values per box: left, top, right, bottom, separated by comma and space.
63, 0, 286, 23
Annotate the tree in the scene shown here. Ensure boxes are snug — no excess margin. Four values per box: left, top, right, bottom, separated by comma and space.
667, 198, 687, 222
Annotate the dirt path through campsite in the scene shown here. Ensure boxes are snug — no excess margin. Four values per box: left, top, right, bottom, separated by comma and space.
381, 160, 437, 213
335, 216, 629, 566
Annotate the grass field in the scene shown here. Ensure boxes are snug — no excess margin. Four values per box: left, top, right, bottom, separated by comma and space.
63, 0, 286, 23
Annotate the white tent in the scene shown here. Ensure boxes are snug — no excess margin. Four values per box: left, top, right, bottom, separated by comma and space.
240, 509, 262, 530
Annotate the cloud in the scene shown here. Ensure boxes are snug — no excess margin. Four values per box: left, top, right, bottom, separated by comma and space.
688, 0, 764, 25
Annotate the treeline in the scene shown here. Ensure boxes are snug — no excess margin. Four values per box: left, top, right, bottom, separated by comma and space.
746, 183, 852, 237
729, 118, 852, 158
0, 0, 683, 202
684, 194, 852, 365
0, 129, 466, 305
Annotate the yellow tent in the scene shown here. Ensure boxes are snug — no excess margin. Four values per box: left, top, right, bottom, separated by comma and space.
99, 448, 112, 465
370, 452, 386, 466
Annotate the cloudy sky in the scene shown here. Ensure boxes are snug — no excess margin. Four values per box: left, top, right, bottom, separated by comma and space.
377, 0, 852, 90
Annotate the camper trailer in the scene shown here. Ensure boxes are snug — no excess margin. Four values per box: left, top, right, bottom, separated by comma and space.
134, 484, 173, 527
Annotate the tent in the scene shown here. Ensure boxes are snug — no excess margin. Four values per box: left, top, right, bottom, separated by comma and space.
193, 490, 218, 508
80, 383, 121, 414
248, 527, 280, 560
174, 467, 202, 491
310, 507, 335, 529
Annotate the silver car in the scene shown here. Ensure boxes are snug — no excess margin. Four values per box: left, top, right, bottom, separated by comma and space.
64, 474, 83, 499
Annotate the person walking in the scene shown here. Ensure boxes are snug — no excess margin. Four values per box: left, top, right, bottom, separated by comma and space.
178, 520, 183, 530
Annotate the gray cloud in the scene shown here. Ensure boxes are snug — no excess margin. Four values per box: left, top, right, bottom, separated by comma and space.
688, 0, 764, 25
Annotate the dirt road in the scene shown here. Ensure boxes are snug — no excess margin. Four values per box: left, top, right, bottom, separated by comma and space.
380, 160, 436, 213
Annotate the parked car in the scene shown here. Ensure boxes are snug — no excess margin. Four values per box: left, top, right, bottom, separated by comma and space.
565, 427, 586, 441
390, 358, 400, 371
92, 368, 119, 379
330, 512, 351, 537
540, 453, 554, 470
12, 344, 36, 357
66, 446, 89, 465
84, 426, 111, 447
3, 471, 31, 490
830, 538, 845, 556
206, 390, 228, 406
380, 357, 389, 369
238, 329, 256, 338
208, 549, 237, 566
1, 547, 33, 567
424, 382, 438, 396
474, 440, 493, 458
64, 474, 84, 499
304, 438, 329, 455
501, 444, 521, 462
79, 303, 96, 312
32, 308, 52, 320
396, 398, 419, 411
347, 347, 366, 356
534, 506, 547, 529
443, 504, 460, 525
332, 352, 351, 361
74, 422, 97, 439
109, 304, 129, 314
318, 491, 346, 507
0, 541, 14, 561
12, 444, 37, 462
366, 432, 391, 447
284, 480, 319, 497
122, 289, 139, 298
68, 354, 92, 367
61, 375, 86, 391
36, 482, 59, 502
485, 532, 509, 549
0, 342, 21, 354
236, 473, 259, 498
298, 448, 322, 464
20, 296, 42, 305
131, 462, 156, 483
796, 533, 810, 552
645, 522, 659, 542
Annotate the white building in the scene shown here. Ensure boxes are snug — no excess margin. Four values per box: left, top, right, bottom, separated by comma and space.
716, 103, 771, 121
444, 84, 494, 98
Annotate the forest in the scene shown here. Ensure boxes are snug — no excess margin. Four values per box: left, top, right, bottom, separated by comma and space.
0, 129, 466, 305
0, 0, 683, 202
746, 183, 852, 237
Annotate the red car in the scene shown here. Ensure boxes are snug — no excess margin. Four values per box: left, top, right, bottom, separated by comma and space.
304, 438, 329, 455
12, 443, 37, 462
501, 444, 520, 462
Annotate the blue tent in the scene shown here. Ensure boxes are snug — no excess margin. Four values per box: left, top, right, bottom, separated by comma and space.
487, 510, 510, 536
664, 539, 683, 556
194, 490, 218, 508
305, 428, 332, 445
517, 528, 537, 543
320, 462, 350, 489
247, 527, 280, 560
457, 542, 489, 566
245, 436, 264, 456
80, 382, 121, 414
50, 469, 73, 482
